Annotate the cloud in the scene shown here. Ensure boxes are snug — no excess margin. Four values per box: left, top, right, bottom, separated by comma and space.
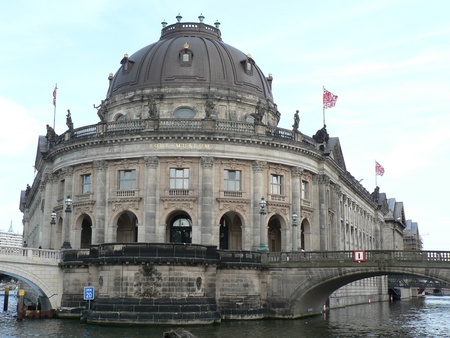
0, 97, 41, 155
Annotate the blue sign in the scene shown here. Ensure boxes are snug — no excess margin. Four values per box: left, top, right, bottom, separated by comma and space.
83, 286, 95, 300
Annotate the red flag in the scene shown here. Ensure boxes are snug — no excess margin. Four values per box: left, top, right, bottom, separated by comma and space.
53, 84, 58, 106
323, 87, 338, 109
375, 161, 385, 176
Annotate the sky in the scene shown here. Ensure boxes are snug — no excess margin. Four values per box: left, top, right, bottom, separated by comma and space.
1, 0, 449, 250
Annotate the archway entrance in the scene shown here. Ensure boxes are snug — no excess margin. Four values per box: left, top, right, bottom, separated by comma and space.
116, 211, 138, 242
300, 218, 311, 250
268, 216, 282, 252
219, 212, 242, 250
169, 214, 192, 244
80, 216, 92, 249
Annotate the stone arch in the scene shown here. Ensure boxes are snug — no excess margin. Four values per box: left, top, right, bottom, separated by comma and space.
218, 211, 244, 250
115, 210, 139, 243
300, 217, 311, 251
165, 210, 193, 244
0, 262, 61, 310
267, 213, 288, 252
284, 266, 450, 318
75, 213, 93, 249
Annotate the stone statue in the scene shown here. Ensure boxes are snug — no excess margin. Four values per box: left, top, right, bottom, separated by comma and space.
292, 110, 300, 132
66, 109, 73, 131
313, 125, 329, 144
254, 100, 265, 124
93, 99, 108, 122
148, 95, 158, 119
204, 97, 215, 119
45, 124, 57, 144
25, 184, 31, 196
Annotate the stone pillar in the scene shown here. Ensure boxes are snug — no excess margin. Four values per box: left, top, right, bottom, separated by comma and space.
144, 156, 159, 242
93, 160, 108, 244
200, 156, 215, 245
317, 174, 330, 251
252, 161, 268, 251
62, 166, 74, 249
330, 184, 341, 250
40, 172, 52, 248
291, 167, 303, 251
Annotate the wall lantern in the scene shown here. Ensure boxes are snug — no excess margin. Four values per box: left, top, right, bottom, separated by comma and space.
65, 195, 72, 213
259, 196, 267, 215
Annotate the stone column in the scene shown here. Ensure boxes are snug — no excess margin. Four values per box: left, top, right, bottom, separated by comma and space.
330, 184, 341, 250
144, 156, 159, 242
200, 156, 215, 245
317, 174, 330, 251
93, 160, 108, 244
252, 161, 267, 251
42, 172, 57, 249
291, 167, 303, 251
62, 166, 74, 249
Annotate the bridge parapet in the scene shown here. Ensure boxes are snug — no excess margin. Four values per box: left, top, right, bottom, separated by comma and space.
267, 250, 450, 263
0, 245, 60, 261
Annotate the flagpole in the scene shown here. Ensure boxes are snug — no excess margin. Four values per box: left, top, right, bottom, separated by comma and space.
53, 83, 57, 129
322, 85, 325, 127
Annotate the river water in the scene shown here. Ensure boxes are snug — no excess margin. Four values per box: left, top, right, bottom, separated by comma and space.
1, 296, 449, 337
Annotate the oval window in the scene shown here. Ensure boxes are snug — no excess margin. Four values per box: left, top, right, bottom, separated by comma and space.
174, 107, 196, 118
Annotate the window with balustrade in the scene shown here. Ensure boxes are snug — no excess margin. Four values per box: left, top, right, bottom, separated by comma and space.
224, 170, 241, 191
81, 174, 91, 194
118, 169, 136, 190
169, 168, 189, 195
302, 180, 309, 200
270, 174, 283, 195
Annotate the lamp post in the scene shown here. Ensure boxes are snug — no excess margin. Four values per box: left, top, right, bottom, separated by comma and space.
258, 196, 269, 251
292, 211, 298, 251
61, 195, 72, 249
50, 210, 56, 250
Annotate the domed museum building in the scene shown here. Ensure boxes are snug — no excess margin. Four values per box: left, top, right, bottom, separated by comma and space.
20, 17, 398, 324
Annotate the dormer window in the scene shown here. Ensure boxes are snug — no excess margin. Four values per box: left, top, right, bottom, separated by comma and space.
179, 42, 193, 67
120, 53, 134, 73
242, 53, 253, 75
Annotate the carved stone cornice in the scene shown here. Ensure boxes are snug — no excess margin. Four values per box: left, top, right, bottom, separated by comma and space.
93, 160, 108, 170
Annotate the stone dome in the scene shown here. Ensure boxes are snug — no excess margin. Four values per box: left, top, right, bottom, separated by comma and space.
106, 21, 274, 103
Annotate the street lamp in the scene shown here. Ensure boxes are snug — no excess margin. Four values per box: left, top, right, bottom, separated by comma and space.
50, 210, 56, 225
62, 195, 72, 249
65, 195, 72, 213
259, 196, 267, 215
258, 196, 269, 251
292, 211, 298, 251
292, 211, 298, 227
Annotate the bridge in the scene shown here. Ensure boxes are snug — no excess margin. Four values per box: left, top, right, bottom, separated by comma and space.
1, 245, 450, 320
0, 246, 61, 310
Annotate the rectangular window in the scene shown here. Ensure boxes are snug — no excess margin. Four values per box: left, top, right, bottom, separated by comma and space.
169, 168, 189, 189
224, 170, 241, 191
81, 174, 91, 194
301, 180, 309, 200
270, 174, 283, 195
58, 179, 65, 200
119, 169, 136, 190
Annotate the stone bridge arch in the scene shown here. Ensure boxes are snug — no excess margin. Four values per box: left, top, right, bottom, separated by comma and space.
0, 249, 62, 311
267, 251, 450, 318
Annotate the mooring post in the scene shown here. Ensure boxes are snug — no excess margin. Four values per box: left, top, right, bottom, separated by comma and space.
2, 287, 9, 311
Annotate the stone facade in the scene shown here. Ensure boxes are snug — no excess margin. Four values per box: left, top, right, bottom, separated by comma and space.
18, 19, 402, 323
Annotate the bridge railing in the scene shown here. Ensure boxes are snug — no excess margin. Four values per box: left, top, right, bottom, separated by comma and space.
0, 246, 60, 260
267, 250, 450, 263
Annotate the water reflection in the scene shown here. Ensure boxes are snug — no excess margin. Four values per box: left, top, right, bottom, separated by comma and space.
1, 296, 450, 337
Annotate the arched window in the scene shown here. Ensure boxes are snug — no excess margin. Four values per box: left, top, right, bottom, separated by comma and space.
174, 107, 196, 118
